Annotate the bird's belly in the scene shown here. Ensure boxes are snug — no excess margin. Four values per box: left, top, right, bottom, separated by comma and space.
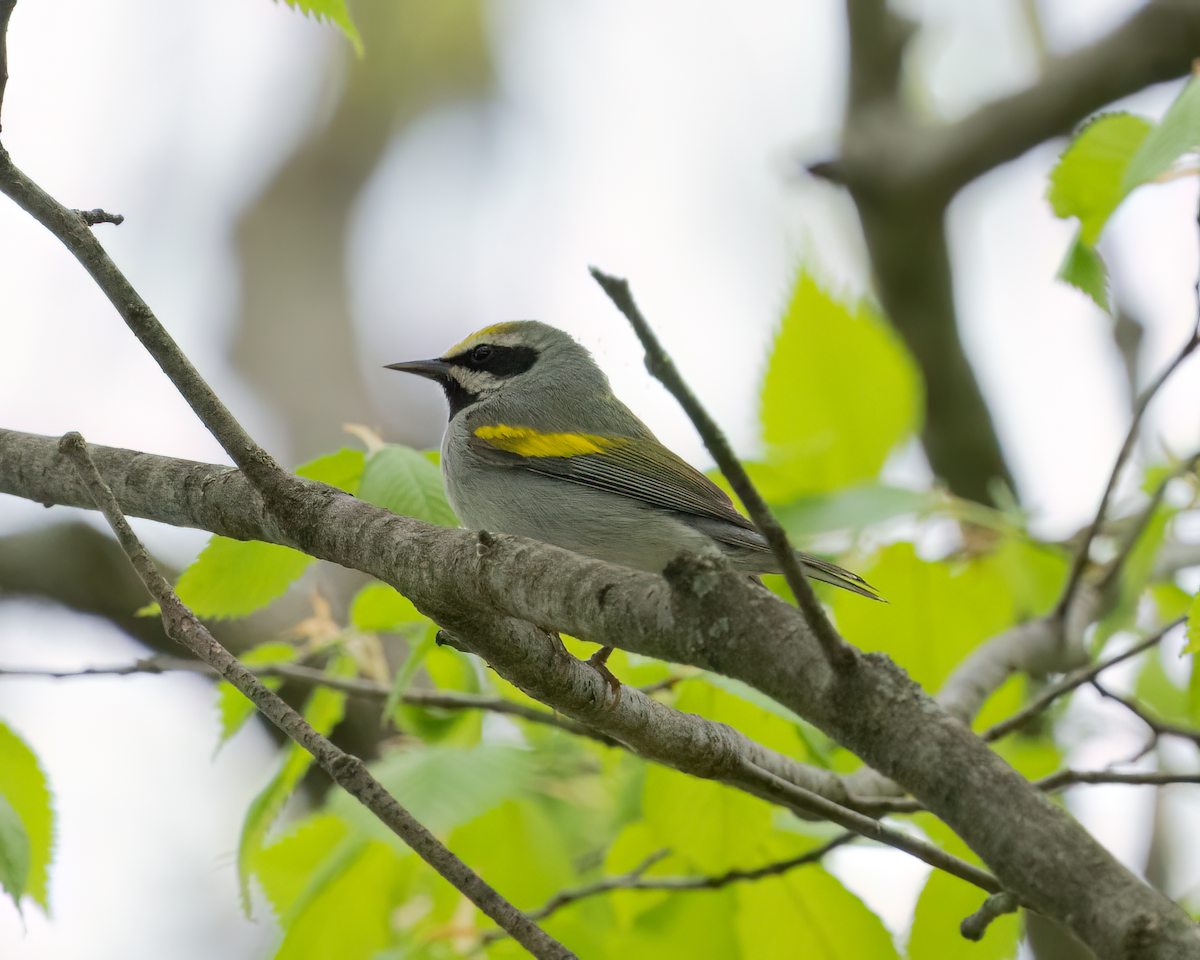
445, 465, 713, 573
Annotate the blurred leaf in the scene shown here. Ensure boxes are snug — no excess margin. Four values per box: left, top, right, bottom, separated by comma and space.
238, 653, 356, 912
759, 270, 922, 501
400, 643, 484, 745
175, 537, 313, 619
1187, 590, 1200, 655
831, 543, 1021, 693
909, 817, 1019, 960
689, 675, 825, 765
216, 642, 298, 746
279, 0, 363, 57
349, 582, 425, 632
358, 444, 458, 528
1136, 648, 1188, 724
328, 744, 536, 843
771, 484, 935, 536
1056, 231, 1109, 312
1121, 77, 1200, 194
255, 813, 349, 917
296, 447, 365, 494
735, 866, 900, 960
0, 790, 30, 908
1098, 503, 1176, 647
1047, 112, 1152, 244
0, 722, 53, 910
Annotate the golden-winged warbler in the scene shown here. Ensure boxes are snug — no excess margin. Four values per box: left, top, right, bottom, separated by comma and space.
386, 321, 877, 600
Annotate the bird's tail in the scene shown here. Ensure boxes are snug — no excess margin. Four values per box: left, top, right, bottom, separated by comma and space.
796, 552, 883, 601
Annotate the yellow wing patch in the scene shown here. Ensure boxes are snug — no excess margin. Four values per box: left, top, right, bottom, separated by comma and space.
446, 323, 522, 357
474, 424, 619, 457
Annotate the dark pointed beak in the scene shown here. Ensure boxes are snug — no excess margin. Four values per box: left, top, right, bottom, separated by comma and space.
384, 358, 452, 382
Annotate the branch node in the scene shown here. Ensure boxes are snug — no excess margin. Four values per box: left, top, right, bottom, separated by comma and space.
960, 891, 1019, 941
73, 208, 125, 227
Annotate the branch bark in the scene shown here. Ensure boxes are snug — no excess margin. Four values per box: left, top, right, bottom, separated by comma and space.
4, 427, 1197, 959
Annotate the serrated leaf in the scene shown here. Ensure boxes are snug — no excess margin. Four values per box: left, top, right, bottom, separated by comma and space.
0, 722, 53, 910
1056, 231, 1110, 312
176, 537, 313, 619
0, 790, 31, 908
1122, 77, 1200, 194
216, 642, 299, 746
296, 448, 365, 494
349, 582, 424, 633
279, 0, 363, 57
357, 445, 458, 528
760, 270, 922, 501
238, 653, 356, 913
1047, 112, 1153, 244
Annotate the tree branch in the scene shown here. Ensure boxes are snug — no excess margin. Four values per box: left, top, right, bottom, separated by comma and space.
2, 426, 1195, 958
55, 431, 576, 960
0, 0, 16, 132
489, 832, 856, 939
589, 267, 856, 670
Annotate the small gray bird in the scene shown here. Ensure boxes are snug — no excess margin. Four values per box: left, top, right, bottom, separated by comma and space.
386, 321, 878, 601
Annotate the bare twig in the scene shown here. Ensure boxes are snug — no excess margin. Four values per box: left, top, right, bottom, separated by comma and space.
73, 208, 125, 227
0, 0, 15, 132
589, 267, 856, 670
0, 656, 619, 745
0, 150, 289, 497
1094, 681, 1200, 747
1097, 451, 1200, 596
1035, 769, 1200, 791
981, 617, 1184, 743
56, 431, 576, 960
1055, 329, 1200, 621
961, 892, 1020, 942
737, 759, 1003, 895
487, 833, 856, 941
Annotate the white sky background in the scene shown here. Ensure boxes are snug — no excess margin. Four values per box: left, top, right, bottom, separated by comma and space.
2, 0, 1200, 957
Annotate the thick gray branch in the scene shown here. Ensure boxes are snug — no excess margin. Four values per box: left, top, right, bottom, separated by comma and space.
3, 427, 1197, 959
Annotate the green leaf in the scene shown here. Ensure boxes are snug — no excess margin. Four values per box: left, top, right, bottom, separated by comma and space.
1186, 591, 1200, 655
1056, 231, 1110, 312
279, 0, 363, 57
908, 817, 1019, 960
216, 642, 298, 746
1047, 112, 1153, 244
0, 722, 53, 910
238, 653, 356, 912
176, 537, 313, 619
759, 270, 922, 501
771, 483, 935, 536
0, 790, 31, 908
349, 582, 425, 633
735, 866, 900, 960
296, 447, 365, 494
358, 445, 459, 528
1122, 77, 1200, 194
327, 744, 537, 841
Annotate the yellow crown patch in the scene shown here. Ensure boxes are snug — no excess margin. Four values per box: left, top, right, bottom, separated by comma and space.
446, 323, 522, 357
474, 424, 617, 457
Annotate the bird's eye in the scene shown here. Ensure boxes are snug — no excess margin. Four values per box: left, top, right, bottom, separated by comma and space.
471, 344, 493, 364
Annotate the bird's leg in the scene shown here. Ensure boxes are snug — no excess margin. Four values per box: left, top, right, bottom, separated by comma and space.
586, 645, 622, 706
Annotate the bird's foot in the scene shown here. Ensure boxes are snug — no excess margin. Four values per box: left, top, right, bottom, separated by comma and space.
586, 645, 622, 708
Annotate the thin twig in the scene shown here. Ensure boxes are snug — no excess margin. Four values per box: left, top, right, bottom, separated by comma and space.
1035, 769, 1200, 791
0, 657, 618, 745
981, 617, 1184, 743
486, 832, 856, 942
961, 891, 1020, 942
1093, 681, 1200, 747
1096, 450, 1200, 596
589, 267, 855, 670
0, 150, 289, 495
1055, 194, 1200, 620
57, 431, 576, 960
737, 758, 1004, 894
0, 0, 15, 133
